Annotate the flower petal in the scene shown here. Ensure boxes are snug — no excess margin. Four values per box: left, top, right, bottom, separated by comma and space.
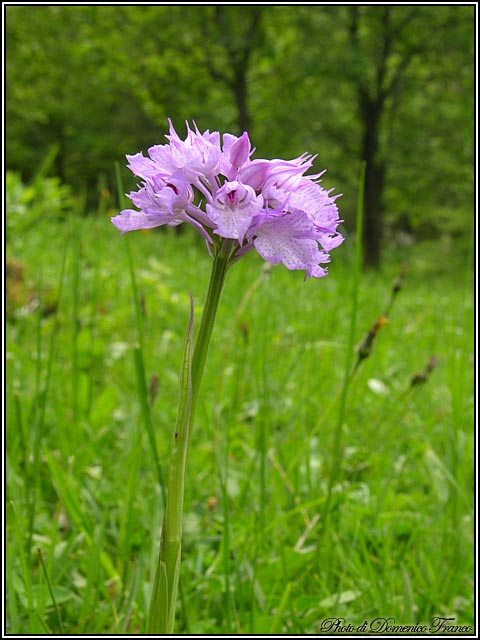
126, 153, 161, 179
111, 209, 181, 234
254, 211, 329, 276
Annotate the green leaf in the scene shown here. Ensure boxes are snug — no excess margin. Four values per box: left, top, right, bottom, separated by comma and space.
13, 580, 78, 609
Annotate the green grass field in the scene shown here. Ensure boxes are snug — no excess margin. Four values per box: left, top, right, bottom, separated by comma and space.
6, 202, 474, 634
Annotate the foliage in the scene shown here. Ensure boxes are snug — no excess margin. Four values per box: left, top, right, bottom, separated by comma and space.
6, 148, 76, 238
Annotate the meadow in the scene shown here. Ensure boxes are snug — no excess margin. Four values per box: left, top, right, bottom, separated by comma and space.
6, 183, 474, 634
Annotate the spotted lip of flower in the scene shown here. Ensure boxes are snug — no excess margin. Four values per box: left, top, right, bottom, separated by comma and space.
206, 181, 264, 242
253, 209, 331, 280
111, 120, 344, 279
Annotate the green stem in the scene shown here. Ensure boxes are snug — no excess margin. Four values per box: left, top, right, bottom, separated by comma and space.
190, 238, 235, 415
147, 238, 234, 634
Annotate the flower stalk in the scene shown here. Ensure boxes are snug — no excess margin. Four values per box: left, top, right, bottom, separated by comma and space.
113, 120, 344, 634
146, 238, 234, 634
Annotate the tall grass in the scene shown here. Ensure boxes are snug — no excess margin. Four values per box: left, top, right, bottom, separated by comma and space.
6, 188, 474, 634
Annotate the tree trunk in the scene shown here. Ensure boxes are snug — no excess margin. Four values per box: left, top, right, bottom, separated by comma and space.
360, 97, 384, 269
207, 5, 260, 136
232, 72, 251, 134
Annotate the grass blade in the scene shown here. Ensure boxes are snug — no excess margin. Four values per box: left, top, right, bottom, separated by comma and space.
37, 548, 64, 633
323, 161, 365, 528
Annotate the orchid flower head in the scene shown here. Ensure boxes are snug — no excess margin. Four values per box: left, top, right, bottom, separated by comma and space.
112, 120, 343, 279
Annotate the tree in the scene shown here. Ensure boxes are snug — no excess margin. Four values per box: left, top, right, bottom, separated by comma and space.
261, 6, 473, 266
342, 5, 473, 267
194, 6, 265, 135
6, 6, 158, 190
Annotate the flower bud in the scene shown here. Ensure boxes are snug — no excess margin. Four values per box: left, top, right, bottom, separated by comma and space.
229, 132, 251, 169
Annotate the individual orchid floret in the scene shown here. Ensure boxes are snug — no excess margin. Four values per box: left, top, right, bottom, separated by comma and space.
166, 120, 221, 180
239, 155, 318, 196
206, 181, 263, 241
148, 121, 221, 182
111, 173, 193, 234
